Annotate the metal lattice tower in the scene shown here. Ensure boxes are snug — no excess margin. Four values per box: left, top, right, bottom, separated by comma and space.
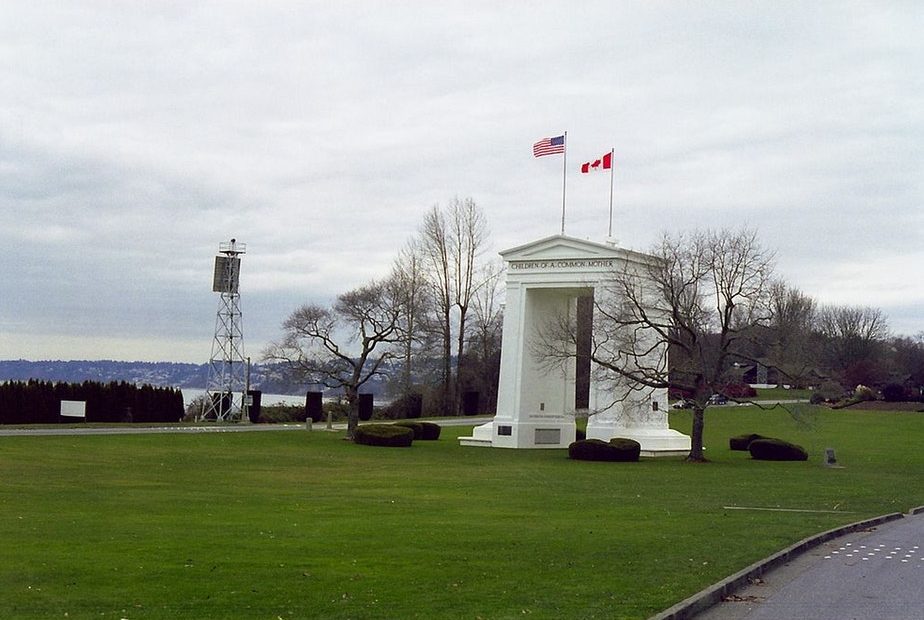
201, 238, 247, 421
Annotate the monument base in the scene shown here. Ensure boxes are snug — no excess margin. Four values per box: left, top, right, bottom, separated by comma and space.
458, 421, 494, 447
460, 418, 691, 457
586, 420, 691, 457
458, 416, 576, 449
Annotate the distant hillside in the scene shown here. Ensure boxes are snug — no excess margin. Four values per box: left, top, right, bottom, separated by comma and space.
0, 360, 208, 387
0, 359, 389, 397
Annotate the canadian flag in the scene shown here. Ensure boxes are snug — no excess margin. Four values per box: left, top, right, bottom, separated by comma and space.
580, 151, 613, 173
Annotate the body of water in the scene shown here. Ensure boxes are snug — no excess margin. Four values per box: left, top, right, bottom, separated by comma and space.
181, 389, 307, 408
181, 389, 392, 408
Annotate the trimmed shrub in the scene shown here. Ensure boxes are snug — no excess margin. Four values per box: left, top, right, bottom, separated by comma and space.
749, 438, 808, 461
608, 437, 642, 461
729, 433, 768, 451
568, 438, 640, 462
881, 383, 907, 402
569, 439, 614, 461
393, 420, 423, 438
814, 381, 846, 404
394, 420, 441, 440
257, 404, 307, 424
723, 383, 757, 399
353, 424, 414, 447
418, 421, 441, 440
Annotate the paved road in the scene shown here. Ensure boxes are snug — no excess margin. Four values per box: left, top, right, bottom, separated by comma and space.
695, 512, 924, 620
0, 417, 495, 437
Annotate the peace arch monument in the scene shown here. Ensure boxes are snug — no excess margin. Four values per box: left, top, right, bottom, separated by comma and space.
459, 234, 691, 456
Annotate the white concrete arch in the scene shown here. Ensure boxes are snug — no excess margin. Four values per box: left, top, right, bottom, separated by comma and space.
460, 235, 690, 455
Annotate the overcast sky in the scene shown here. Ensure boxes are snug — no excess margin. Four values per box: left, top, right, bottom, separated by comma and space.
1, 2, 921, 363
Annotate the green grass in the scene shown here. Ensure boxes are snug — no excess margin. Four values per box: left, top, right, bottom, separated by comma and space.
2, 406, 922, 619
752, 386, 812, 400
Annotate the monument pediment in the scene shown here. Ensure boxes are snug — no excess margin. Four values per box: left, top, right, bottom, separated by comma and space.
500, 234, 652, 266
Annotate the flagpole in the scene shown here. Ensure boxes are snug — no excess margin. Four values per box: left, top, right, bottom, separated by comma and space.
607, 148, 615, 238
560, 131, 568, 235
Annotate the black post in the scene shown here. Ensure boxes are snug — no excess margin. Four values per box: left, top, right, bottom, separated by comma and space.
305, 391, 323, 423
407, 393, 422, 419
247, 390, 262, 423
358, 393, 374, 421
462, 391, 480, 416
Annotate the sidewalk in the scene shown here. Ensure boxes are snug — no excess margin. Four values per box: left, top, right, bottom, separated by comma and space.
657, 508, 924, 620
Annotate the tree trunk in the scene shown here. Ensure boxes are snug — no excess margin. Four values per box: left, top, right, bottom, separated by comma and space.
454, 306, 468, 415
687, 406, 707, 462
345, 388, 359, 441
442, 307, 452, 415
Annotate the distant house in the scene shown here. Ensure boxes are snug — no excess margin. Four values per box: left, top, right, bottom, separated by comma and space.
731, 363, 780, 387
731, 362, 825, 389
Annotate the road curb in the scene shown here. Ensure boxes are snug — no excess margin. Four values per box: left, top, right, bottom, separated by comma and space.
649, 511, 905, 620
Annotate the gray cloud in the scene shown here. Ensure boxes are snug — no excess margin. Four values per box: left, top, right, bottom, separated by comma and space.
1, 2, 921, 361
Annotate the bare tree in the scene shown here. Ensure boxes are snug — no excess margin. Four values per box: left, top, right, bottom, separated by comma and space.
537, 228, 776, 462
263, 276, 406, 439
470, 260, 505, 365
887, 333, 924, 393
761, 281, 819, 385
419, 205, 454, 414
815, 304, 890, 386
392, 238, 432, 399
462, 259, 505, 411
417, 197, 491, 415
449, 197, 489, 413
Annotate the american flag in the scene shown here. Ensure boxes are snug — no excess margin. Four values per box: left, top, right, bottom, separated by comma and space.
533, 135, 565, 157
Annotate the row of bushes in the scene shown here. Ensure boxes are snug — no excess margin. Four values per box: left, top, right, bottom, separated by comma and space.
567, 434, 809, 462
568, 438, 641, 462
669, 383, 758, 401
729, 433, 808, 461
253, 401, 419, 424
0, 380, 184, 424
810, 381, 924, 405
352, 424, 809, 463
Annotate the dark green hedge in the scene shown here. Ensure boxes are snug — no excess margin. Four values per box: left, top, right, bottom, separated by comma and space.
257, 404, 308, 424
393, 421, 422, 438
749, 438, 808, 461
729, 433, 769, 451
393, 420, 441, 440
0, 379, 184, 424
568, 438, 641, 462
608, 438, 642, 461
353, 424, 414, 447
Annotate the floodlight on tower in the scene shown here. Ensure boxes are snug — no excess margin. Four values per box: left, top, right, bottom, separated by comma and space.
201, 238, 247, 422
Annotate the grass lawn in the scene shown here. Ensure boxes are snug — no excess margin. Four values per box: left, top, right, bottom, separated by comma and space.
752, 386, 812, 401
1, 405, 922, 619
